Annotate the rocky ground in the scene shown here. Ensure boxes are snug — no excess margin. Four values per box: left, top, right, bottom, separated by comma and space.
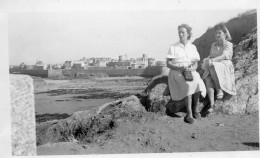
35, 76, 259, 155
37, 113, 258, 155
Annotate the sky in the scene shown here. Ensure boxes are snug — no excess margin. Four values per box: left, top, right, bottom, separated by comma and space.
6, 0, 255, 65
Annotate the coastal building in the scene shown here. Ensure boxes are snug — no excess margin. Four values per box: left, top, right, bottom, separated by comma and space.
47, 64, 52, 69
118, 55, 124, 62
71, 61, 85, 69
107, 61, 130, 68
63, 61, 73, 69
35, 65, 47, 70
25, 65, 34, 70
35, 60, 47, 70
130, 63, 146, 69
134, 54, 148, 67
148, 58, 156, 66
156, 61, 166, 66
95, 61, 107, 67
52, 64, 62, 69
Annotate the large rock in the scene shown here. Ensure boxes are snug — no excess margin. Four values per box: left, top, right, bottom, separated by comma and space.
191, 10, 258, 114
10, 75, 37, 156
36, 95, 146, 145
138, 75, 186, 114
147, 83, 170, 113
36, 110, 94, 145
200, 27, 258, 114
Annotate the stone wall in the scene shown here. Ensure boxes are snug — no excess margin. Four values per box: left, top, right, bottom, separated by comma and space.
20, 70, 48, 78
48, 69, 62, 77
12, 66, 167, 78
62, 66, 166, 78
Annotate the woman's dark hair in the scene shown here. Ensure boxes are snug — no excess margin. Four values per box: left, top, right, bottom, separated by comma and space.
213, 23, 232, 41
178, 24, 192, 40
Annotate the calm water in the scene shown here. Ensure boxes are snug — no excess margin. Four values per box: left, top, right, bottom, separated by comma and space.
35, 93, 115, 114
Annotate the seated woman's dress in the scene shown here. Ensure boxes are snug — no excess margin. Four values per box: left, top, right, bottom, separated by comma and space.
167, 42, 206, 101
202, 41, 236, 96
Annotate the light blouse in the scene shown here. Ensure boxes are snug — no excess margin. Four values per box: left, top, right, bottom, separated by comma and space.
166, 41, 200, 67
209, 41, 233, 59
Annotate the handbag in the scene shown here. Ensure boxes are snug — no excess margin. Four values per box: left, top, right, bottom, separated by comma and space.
182, 70, 193, 81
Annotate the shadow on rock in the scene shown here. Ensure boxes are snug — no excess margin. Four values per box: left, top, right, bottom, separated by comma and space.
136, 75, 190, 116
72, 92, 132, 100
242, 142, 259, 148
36, 113, 72, 123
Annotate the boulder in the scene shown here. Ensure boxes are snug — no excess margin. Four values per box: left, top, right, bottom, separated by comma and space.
36, 95, 146, 145
214, 74, 258, 114
147, 83, 170, 113
139, 75, 186, 115
10, 75, 37, 156
36, 110, 94, 145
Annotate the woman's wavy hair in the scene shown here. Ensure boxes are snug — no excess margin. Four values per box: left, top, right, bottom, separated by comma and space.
178, 24, 192, 40
214, 23, 232, 41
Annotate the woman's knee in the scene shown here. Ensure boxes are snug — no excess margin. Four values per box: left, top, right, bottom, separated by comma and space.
208, 65, 216, 73
184, 95, 192, 103
204, 76, 214, 87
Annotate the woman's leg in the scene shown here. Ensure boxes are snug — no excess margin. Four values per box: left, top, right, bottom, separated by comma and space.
204, 75, 215, 109
185, 95, 193, 118
192, 92, 201, 113
209, 65, 224, 99
208, 65, 220, 89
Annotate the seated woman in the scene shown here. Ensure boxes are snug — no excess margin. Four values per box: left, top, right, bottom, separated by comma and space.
201, 23, 237, 115
167, 24, 206, 124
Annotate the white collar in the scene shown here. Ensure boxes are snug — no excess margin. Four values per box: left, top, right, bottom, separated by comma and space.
177, 41, 191, 48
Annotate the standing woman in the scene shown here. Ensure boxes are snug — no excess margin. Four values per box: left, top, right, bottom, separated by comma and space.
202, 23, 236, 115
166, 24, 206, 124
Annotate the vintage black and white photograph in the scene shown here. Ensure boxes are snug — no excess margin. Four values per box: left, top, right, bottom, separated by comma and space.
2, 0, 259, 157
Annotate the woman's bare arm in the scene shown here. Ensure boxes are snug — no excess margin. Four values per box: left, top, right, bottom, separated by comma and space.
187, 61, 198, 71
211, 53, 226, 62
166, 58, 186, 72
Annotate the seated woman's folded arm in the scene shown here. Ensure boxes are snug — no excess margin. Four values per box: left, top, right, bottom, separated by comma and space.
188, 61, 198, 71
166, 58, 185, 71
211, 42, 233, 62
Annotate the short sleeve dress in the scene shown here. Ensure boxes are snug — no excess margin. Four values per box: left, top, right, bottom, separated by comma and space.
167, 42, 206, 101
203, 41, 236, 95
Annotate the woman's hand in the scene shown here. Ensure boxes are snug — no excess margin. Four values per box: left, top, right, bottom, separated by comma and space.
203, 58, 213, 68
180, 66, 188, 72
208, 58, 213, 66
186, 61, 198, 71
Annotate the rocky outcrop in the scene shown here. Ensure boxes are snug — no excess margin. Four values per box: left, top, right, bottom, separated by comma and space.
137, 75, 187, 115
193, 10, 257, 70
36, 95, 146, 145
213, 27, 258, 114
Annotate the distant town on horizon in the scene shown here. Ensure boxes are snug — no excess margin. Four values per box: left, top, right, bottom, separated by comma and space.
10, 54, 166, 71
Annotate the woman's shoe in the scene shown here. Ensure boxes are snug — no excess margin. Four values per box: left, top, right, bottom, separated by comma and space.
193, 112, 201, 119
216, 89, 224, 99
184, 116, 194, 124
205, 108, 214, 117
